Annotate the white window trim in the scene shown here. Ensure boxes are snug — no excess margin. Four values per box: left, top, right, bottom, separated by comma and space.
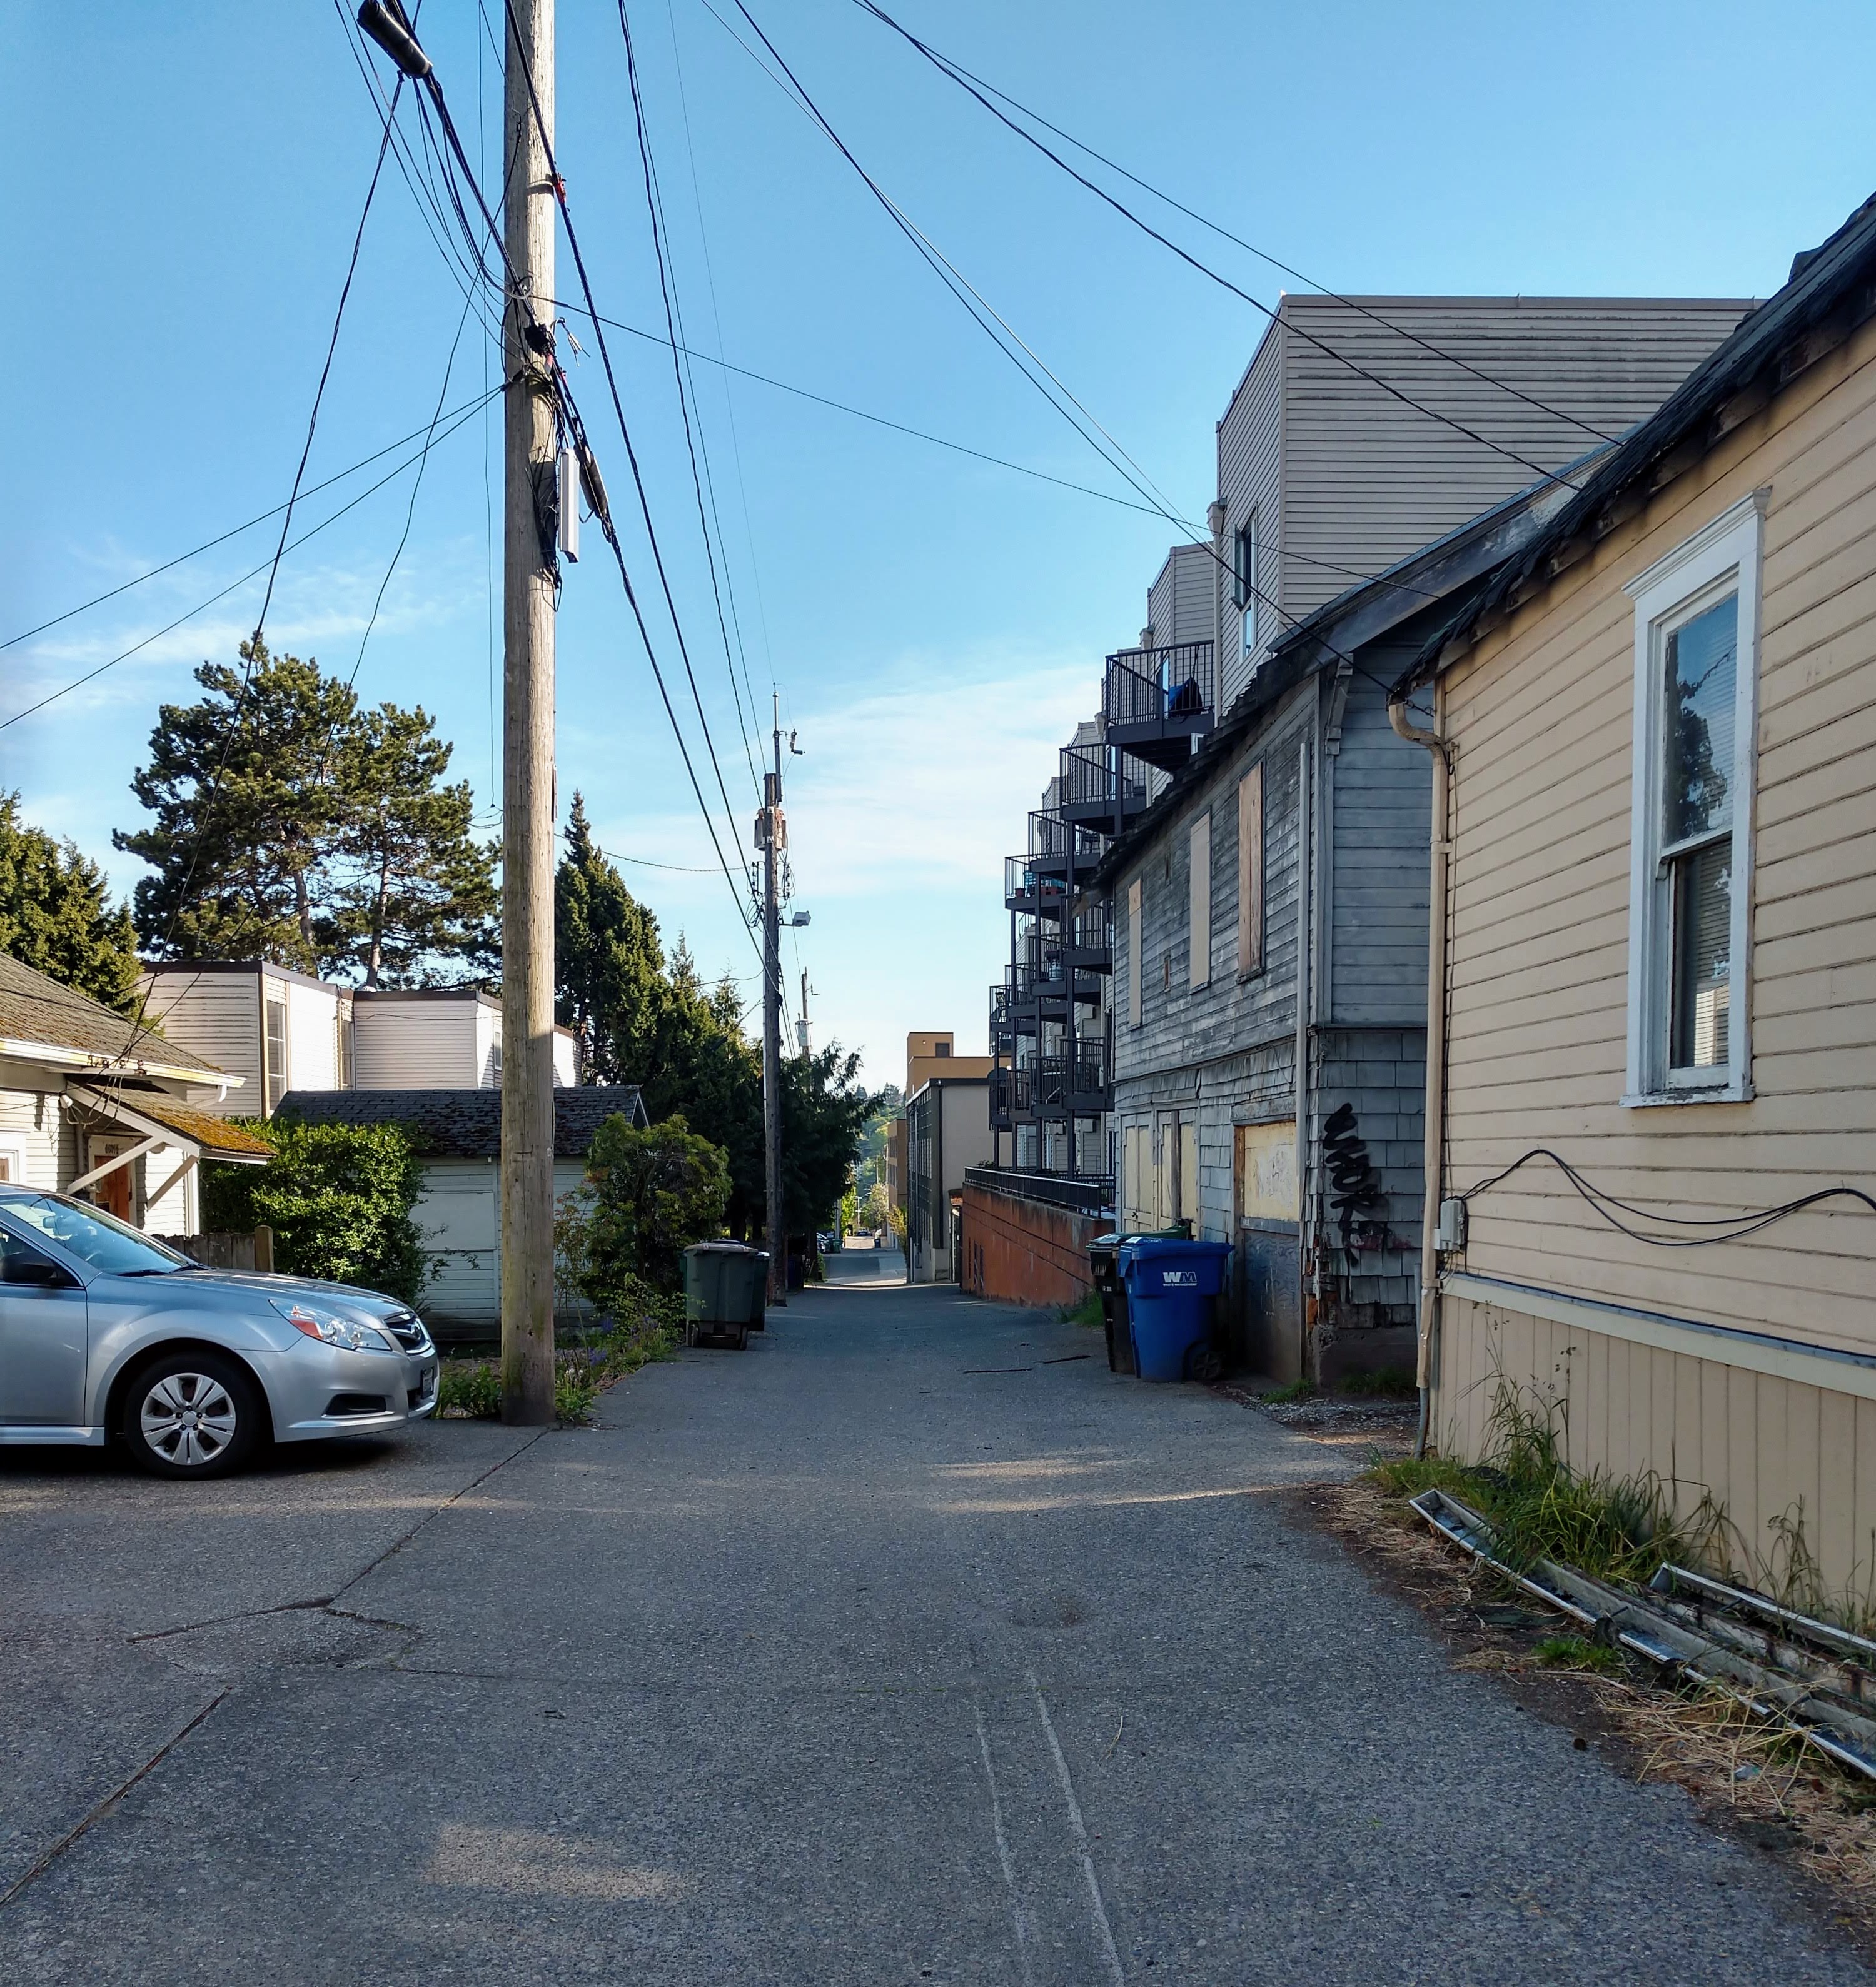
1621, 490, 1765, 1107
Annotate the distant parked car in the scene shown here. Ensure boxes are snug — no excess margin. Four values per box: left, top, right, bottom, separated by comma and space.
0, 1187, 438, 1478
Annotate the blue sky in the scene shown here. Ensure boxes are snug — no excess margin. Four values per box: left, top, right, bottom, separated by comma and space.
3, 0, 1872, 1091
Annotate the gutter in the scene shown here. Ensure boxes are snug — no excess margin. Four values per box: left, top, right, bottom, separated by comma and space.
0, 1039, 238, 1091
1387, 685, 1450, 1459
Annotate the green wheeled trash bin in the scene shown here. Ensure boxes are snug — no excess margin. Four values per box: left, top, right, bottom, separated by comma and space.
683, 1242, 767, 1349
1087, 1235, 1133, 1376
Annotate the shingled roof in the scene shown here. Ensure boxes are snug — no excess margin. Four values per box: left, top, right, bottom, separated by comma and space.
0, 952, 221, 1077
276, 1086, 648, 1159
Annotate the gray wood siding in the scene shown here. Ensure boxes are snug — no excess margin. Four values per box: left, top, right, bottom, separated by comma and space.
1278, 295, 1753, 625
1216, 323, 1285, 707
137, 970, 261, 1117
1147, 541, 1216, 648
1113, 681, 1313, 1095
1326, 660, 1432, 1025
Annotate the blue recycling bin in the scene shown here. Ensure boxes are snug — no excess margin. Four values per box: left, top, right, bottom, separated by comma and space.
1119, 1237, 1233, 1381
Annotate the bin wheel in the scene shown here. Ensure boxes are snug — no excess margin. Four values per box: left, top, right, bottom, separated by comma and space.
735, 1322, 750, 1351
1188, 1345, 1224, 1384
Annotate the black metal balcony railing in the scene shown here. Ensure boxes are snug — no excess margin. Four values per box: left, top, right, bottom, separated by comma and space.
1032, 1040, 1109, 1111
987, 1065, 1013, 1132
1102, 639, 1216, 771
988, 983, 1014, 1056
1004, 853, 1069, 912
1059, 742, 1149, 832
1026, 809, 1107, 879
1066, 903, 1112, 970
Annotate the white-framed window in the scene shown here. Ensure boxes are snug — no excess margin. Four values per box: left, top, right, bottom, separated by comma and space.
1622, 491, 1764, 1105
1234, 511, 1260, 651
1188, 810, 1211, 990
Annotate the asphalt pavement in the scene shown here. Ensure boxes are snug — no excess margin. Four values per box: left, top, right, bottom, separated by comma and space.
1, 1263, 1863, 1984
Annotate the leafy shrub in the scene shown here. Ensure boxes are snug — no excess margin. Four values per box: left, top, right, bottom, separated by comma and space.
583, 1111, 729, 1301
202, 1119, 430, 1304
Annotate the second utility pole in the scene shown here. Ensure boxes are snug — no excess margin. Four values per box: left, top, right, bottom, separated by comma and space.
762, 696, 787, 1305
500, 0, 558, 1422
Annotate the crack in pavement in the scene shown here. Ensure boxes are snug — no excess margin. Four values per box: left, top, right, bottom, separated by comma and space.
0, 1690, 231, 1913
6, 1428, 552, 1914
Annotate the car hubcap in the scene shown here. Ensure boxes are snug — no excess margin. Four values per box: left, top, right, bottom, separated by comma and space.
141, 1373, 237, 1467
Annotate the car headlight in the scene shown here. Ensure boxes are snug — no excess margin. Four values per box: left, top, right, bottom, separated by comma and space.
271, 1297, 396, 1353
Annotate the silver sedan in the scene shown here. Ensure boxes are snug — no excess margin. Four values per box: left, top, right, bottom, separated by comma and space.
0, 1186, 438, 1478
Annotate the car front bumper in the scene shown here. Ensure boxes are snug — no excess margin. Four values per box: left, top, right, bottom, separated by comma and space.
272, 1339, 440, 1442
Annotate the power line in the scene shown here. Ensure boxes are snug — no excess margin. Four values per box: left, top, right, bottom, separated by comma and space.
496, 0, 752, 880
852, 0, 1603, 492
616, 0, 762, 801
541, 293, 1441, 598
1, 390, 508, 657
0, 393, 499, 735
853, 0, 1620, 448
705, 0, 1404, 700
402, 13, 762, 960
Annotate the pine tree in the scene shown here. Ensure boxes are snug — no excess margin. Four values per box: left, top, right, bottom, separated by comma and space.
553, 795, 668, 1080
0, 793, 141, 1012
114, 640, 356, 971
321, 702, 498, 987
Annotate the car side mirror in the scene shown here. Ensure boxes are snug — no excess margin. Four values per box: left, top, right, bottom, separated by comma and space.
3, 1258, 76, 1289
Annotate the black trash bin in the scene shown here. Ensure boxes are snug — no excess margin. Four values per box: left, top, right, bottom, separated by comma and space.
1088, 1235, 1133, 1375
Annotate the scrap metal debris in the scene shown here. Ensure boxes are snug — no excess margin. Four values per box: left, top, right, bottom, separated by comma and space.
1408, 1487, 1876, 1779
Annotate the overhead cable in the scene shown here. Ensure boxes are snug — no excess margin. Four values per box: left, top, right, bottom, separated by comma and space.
617, 0, 763, 800
853, 0, 1602, 490
854, 0, 1618, 446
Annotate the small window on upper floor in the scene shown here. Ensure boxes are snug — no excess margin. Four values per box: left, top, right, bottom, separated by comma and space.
264, 997, 289, 1115
1234, 512, 1260, 652
1623, 493, 1763, 1106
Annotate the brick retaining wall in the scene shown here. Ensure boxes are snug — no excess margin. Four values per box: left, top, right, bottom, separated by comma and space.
958, 1182, 1106, 1308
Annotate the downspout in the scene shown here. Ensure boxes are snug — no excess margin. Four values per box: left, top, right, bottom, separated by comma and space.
1388, 682, 1450, 1460
1294, 732, 1313, 1382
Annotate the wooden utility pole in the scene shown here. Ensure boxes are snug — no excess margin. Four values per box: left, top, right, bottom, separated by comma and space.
761, 697, 787, 1305
500, 0, 558, 1422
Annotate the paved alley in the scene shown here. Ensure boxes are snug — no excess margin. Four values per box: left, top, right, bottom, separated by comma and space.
1, 1278, 1862, 1985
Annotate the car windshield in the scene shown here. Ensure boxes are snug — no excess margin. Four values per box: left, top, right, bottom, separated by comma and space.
0, 1196, 190, 1276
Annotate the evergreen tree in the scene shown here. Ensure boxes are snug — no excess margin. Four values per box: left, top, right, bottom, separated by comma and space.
0, 793, 141, 1012
115, 640, 356, 971
553, 795, 668, 1080
781, 1046, 878, 1237
321, 702, 497, 986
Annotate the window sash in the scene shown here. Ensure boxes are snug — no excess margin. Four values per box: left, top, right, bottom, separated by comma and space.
1621, 493, 1762, 1105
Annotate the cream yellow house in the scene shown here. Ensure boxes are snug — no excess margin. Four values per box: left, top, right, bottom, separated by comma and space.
1393, 191, 1876, 1597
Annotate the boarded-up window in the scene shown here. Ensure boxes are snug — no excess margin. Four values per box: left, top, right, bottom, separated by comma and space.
1237, 763, 1264, 976
1126, 877, 1142, 1027
1236, 1120, 1298, 1224
1188, 812, 1211, 990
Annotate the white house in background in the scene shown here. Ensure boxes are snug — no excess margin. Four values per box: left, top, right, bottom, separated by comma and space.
0, 953, 271, 1232
138, 965, 579, 1112
276, 1085, 649, 1339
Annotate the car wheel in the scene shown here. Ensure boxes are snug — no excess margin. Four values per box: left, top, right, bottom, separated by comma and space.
121, 1351, 262, 1479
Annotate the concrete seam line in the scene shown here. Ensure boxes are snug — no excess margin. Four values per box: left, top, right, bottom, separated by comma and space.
972, 1701, 1038, 1987
330, 1425, 553, 1604
0, 1687, 231, 1911
1027, 1670, 1127, 1984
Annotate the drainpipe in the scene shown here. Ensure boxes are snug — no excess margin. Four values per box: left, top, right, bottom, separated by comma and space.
1388, 682, 1450, 1459
1294, 732, 1313, 1384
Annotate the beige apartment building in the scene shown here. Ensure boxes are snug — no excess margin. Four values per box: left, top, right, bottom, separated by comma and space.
1398, 193, 1876, 1595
